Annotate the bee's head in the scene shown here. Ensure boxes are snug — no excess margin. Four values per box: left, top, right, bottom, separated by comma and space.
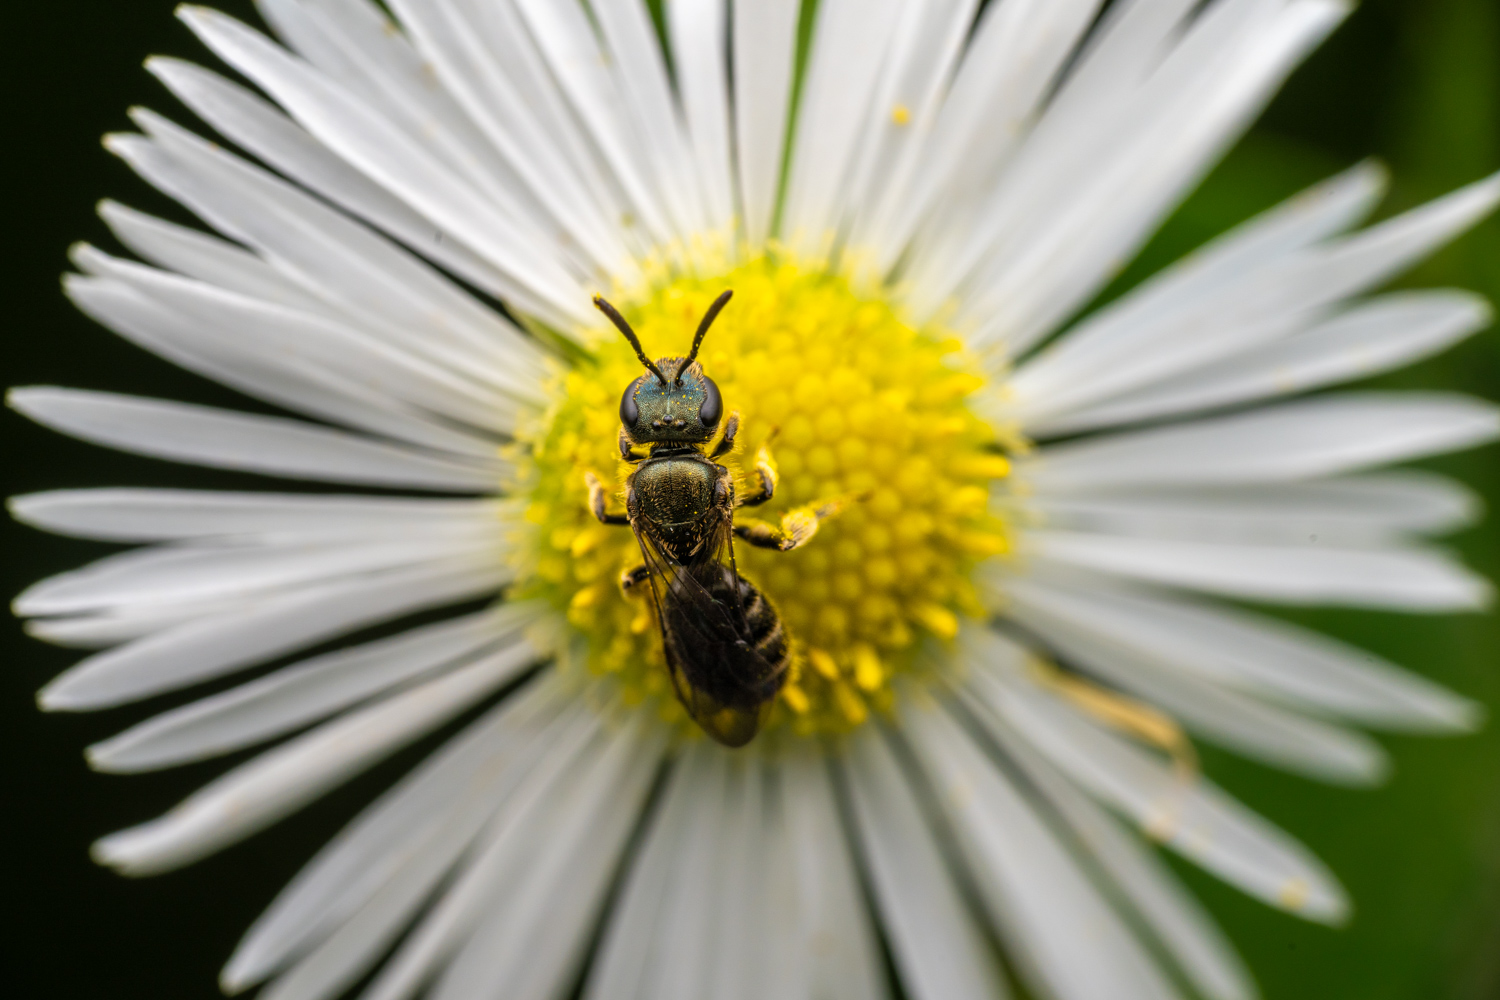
595, 291, 732, 446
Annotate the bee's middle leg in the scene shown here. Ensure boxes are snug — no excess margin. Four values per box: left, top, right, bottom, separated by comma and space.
585, 472, 630, 526
734, 496, 851, 552
620, 564, 651, 591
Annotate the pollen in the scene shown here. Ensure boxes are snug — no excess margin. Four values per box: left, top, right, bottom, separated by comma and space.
513, 255, 1011, 739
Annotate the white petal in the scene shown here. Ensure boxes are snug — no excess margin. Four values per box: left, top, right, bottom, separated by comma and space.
780, 745, 891, 1000
9, 488, 506, 544
1019, 472, 1481, 547
427, 722, 664, 1000
64, 271, 508, 455
510, 0, 678, 247
9, 388, 503, 491
177, 5, 591, 326
961, 630, 1350, 923
1002, 579, 1389, 784
107, 112, 546, 396
732, 0, 801, 248
989, 720, 1256, 1000
1006, 160, 1388, 400
901, 695, 1182, 1000
843, 728, 1007, 1000
358, 716, 659, 1000
667, 0, 735, 233
1025, 528, 1492, 610
1008, 173, 1500, 424
1020, 393, 1500, 491
1036, 290, 1492, 434
87, 604, 546, 773
142, 56, 525, 299
583, 744, 733, 1000
92, 640, 545, 876
223, 679, 577, 992
961, 1, 1350, 353
38, 556, 506, 711
377, 1, 633, 273
990, 571, 1481, 730
780, 0, 904, 254
863, 0, 1102, 275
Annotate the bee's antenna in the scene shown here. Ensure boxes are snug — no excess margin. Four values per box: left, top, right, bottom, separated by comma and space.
675, 289, 734, 384
594, 294, 668, 384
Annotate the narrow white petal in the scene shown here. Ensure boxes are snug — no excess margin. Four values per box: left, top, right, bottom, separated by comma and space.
961, 629, 1350, 923
780, 0, 904, 253
1025, 528, 1492, 610
9, 388, 504, 491
1009, 172, 1500, 424
38, 556, 506, 711
991, 721, 1256, 1000
87, 604, 546, 773
178, 5, 591, 326
1020, 472, 1482, 547
901, 696, 1182, 1000
510, 0, 678, 247
428, 722, 664, 1000
844, 728, 1007, 1000
16, 529, 497, 617
1020, 393, 1500, 491
865, 0, 1102, 274
955, 1, 1351, 353
732, 0, 800, 248
107, 111, 547, 396
223, 679, 578, 992
9, 488, 506, 544
1008, 160, 1389, 400
92, 641, 545, 876
668, 0, 735, 233
64, 272, 511, 454
780, 746, 891, 1000
1036, 291, 1492, 434
142, 56, 525, 299
358, 716, 659, 1000
1002, 580, 1389, 784
990, 571, 1481, 730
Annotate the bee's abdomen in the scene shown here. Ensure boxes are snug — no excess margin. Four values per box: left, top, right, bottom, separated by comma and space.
737, 578, 788, 669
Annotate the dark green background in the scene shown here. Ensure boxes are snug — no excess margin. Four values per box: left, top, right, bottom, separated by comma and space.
2, 2, 1497, 997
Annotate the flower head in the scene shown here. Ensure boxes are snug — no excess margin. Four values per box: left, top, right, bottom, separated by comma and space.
11, 2, 1499, 999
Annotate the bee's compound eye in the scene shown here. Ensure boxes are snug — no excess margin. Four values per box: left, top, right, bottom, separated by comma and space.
699, 376, 723, 427
620, 378, 641, 426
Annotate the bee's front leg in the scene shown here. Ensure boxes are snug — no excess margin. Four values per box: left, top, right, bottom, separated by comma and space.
737, 439, 779, 507
734, 496, 851, 552
585, 472, 630, 526
618, 427, 647, 463
709, 411, 741, 459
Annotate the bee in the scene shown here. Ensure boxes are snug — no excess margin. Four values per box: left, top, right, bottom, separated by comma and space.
585, 291, 846, 746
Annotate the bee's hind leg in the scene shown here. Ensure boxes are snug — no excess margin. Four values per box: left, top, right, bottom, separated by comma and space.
620, 564, 651, 591
585, 472, 630, 526
734, 496, 852, 552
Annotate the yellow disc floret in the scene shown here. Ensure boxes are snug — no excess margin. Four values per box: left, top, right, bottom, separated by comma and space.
513, 255, 1011, 738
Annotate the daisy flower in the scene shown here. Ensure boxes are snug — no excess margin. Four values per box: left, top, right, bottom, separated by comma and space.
12, 1, 1500, 999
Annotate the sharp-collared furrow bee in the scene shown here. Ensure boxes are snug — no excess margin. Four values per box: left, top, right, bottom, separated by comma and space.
585, 290, 848, 747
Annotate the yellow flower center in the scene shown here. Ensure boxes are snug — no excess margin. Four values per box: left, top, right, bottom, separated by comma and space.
513, 255, 1011, 738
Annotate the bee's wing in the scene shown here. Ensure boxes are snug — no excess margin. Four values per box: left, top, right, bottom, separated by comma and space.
632, 521, 775, 747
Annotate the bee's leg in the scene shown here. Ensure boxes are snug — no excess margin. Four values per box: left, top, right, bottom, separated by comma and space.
618, 427, 647, 463
585, 472, 630, 526
734, 496, 850, 551
709, 411, 741, 459
620, 564, 651, 591
738, 440, 779, 507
